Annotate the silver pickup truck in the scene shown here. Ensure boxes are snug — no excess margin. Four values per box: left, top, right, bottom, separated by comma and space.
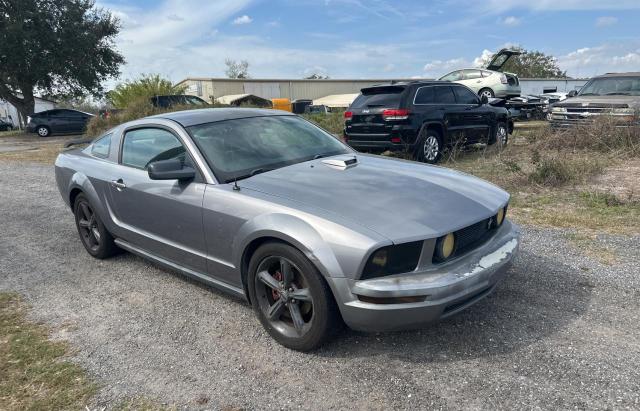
550, 72, 640, 128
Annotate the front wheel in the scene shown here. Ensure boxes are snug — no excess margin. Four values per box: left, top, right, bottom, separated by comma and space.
36, 125, 50, 137
488, 122, 508, 146
248, 242, 340, 351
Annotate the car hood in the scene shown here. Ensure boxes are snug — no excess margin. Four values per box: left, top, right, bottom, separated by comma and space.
239, 155, 509, 243
555, 95, 639, 108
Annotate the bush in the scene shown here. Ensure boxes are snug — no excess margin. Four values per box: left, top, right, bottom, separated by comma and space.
528, 153, 604, 186
302, 112, 344, 135
107, 74, 187, 109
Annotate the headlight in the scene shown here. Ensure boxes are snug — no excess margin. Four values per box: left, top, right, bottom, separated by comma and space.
433, 233, 456, 263
361, 241, 422, 280
551, 106, 567, 113
496, 207, 505, 226
611, 108, 636, 115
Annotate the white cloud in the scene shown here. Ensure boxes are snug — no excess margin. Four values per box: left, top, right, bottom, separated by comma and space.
502, 16, 520, 26
595, 16, 618, 27
266, 20, 280, 27
557, 43, 640, 77
232, 15, 253, 25
481, 0, 640, 12
382, 63, 395, 73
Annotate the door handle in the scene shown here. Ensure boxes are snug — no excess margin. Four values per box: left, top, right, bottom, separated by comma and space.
111, 179, 126, 190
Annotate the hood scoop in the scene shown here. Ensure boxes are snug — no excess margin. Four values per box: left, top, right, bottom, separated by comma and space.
322, 155, 358, 170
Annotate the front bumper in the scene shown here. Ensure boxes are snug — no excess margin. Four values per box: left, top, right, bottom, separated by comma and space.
550, 112, 639, 128
328, 221, 520, 332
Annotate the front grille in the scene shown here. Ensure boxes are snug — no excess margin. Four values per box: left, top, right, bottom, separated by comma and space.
454, 218, 495, 256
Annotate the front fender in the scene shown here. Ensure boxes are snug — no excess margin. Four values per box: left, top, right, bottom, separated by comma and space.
232, 213, 345, 279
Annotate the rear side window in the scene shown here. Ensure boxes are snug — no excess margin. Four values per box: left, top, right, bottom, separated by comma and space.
481, 70, 494, 78
440, 71, 463, 81
121, 128, 186, 170
414, 86, 435, 104
350, 87, 404, 109
453, 86, 479, 104
91, 133, 112, 158
435, 86, 456, 104
463, 70, 482, 80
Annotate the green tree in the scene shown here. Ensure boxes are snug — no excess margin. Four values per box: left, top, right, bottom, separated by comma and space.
304, 73, 330, 79
0, 0, 124, 120
481, 47, 567, 78
106, 74, 186, 109
225, 59, 250, 79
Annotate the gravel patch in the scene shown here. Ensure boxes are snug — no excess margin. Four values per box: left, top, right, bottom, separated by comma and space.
1, 162, 639, 410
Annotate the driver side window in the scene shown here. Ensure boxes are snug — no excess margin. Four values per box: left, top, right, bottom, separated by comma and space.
121, 128, 187, 170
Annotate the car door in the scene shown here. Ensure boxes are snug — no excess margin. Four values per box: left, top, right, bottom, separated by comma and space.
43, 110, 64, 133
451, 85, 492, 143
107, 126, 209, 273
431, 85, 466, 144
64, 110, 89, 133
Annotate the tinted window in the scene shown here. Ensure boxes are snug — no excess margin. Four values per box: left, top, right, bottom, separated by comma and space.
440, 71, 463, 81
188, 116, 349, 183
350, 86, 404, 109
414, 86, 435, 104
121, 128, 185, 169
45, 110, 62, 117
579, 76, 640, 96
453, 86, 479, 104
463, 70, 482, 80
435, 86, 456, 104
91, 133, 112, 158
64, 110, 85, 117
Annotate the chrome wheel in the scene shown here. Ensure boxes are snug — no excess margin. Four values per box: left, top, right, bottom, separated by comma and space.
76, 199, 100, 252
423, 135, 440, 161
480, 89, 494, 99
255, 256, 314, 338
496, 124, 508, 145
37, 126, 49, 137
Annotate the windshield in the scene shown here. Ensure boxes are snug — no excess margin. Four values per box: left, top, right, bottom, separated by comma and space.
579, 76, 640, 96
188, 115, 350, 183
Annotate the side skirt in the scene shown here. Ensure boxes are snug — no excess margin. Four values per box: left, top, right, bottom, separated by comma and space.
114, 238, 247, 300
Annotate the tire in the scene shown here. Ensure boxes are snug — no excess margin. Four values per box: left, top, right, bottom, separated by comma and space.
488, 122, 508, 146
73, 194, 119, 259
248, 242, 340, 351
479, 88, 495, 99
36, 125, 50, 137
415, 127, 443, 164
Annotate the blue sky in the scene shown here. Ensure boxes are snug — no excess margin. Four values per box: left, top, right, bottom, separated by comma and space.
98, 0, 640, 84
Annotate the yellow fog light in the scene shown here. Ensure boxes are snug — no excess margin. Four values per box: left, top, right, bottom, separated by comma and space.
496, 207, 505, 226
434, 233, 456, 262
370, 249, 388, 267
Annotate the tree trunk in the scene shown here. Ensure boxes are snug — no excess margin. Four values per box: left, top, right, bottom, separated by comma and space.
0, 83, 36, 126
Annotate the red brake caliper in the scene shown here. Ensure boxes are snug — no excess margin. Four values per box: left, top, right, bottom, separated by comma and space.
271, 271, 283, 301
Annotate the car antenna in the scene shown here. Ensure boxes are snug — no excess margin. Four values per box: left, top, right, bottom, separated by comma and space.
233, 177, 240, 191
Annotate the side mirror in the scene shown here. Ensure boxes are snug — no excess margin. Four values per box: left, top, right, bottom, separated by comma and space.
567, 90, 578, 98
148, 158, 195, 181
480, 94, 489, 105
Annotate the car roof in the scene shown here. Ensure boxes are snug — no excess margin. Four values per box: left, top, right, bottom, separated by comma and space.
365, 80, 452, 89
151, 108, 295, 127
34, 108, 94, 116
596, 72, 640, 78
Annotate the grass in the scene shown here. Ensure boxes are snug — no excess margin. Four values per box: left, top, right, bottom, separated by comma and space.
563, 231, 618, 265
0, 292, 96, 410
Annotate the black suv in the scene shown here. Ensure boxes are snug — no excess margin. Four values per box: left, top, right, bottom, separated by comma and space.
27, 109, 94, 137
343, 81, 513, 163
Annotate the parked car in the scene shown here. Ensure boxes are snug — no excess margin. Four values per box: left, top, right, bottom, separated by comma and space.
150, 94, 208, 108
550, 72, 640, 128
305, 104, 334, 114
439, 49, 522, 99
0, 118, 13, 131
27, 109, 94, 137
343, 81, 513, 163
55, 108, 519, 351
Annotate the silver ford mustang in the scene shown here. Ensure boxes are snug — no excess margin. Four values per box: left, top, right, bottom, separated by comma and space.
55, 108, 519, 351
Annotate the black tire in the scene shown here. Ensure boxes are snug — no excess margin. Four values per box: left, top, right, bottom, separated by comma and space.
415, 127, 443, 164
248, 242, 340, 351
479, 88, 495, 99
73, 194, 119, 259
488, 122, 508, 146
36, 125, 50, 137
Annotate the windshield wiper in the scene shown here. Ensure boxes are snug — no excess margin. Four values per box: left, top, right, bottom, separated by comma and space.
231, 167, 273, 183
579, 93, 599, 96
605, 92, 630, 95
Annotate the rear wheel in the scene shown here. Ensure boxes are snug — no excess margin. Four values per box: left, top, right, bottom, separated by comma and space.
479, 88, 495, 99
415, 128, 442, 164
248, 242, 339, 351
36, 125, 50, 137
488, 122, 508, 146
74, 194, 119, 259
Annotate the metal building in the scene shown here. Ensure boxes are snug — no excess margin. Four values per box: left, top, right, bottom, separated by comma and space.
176, 77, 592, 103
